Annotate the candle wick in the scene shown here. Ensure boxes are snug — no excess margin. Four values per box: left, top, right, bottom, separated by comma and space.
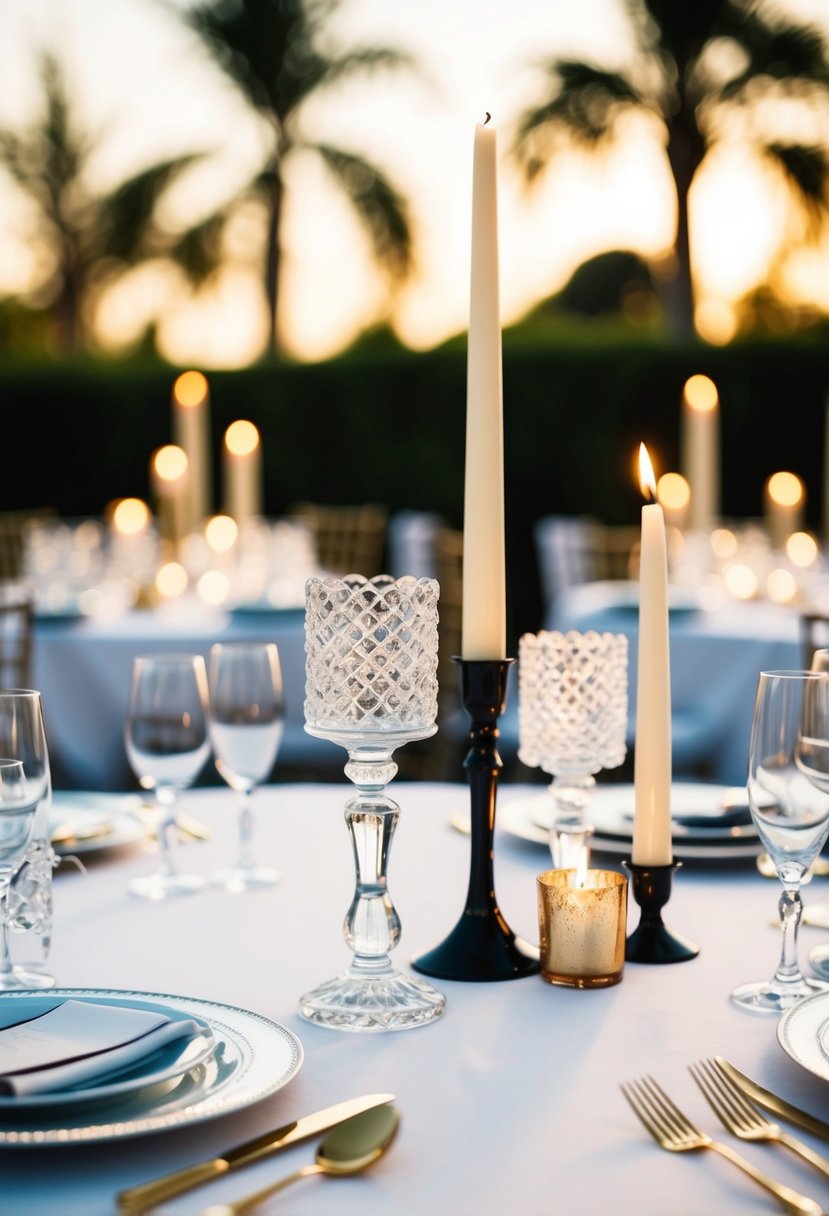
484, 111, 491, 126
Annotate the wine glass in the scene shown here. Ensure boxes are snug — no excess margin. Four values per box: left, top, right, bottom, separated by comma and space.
0, 689, 55, 989
208, 642, 284, 892
805, 648, 829, 977
0, 758, 47, 990
732, 669, 829, 1012
300, 574, 445, 1032
124, 654, 211, 900
518, 630, 628, 868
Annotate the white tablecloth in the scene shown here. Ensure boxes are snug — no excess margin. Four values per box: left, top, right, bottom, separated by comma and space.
556, 582, 803, 785
31, 607, 341, 789
5, 783, 829, 1215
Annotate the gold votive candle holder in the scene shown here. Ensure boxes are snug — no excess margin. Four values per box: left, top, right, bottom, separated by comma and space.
537, 868, 627, 989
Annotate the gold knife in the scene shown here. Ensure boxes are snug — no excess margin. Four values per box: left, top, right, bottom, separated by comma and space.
116, 1092, 395, 1212
717, 1057, 829, 1143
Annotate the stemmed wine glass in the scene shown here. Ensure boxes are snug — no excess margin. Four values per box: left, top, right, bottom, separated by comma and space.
124, 654, 211, 900
0, 689, 54, 989
208, 642, 284, 892
0, 759, 42, 988
300, 574, 445, 1032
805, 648, 829, 978
732, 669, 829, 1012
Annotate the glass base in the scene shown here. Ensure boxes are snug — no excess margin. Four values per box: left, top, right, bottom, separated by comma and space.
210, 865, 281, 893
731, 974, 829, 1013
0, 966, 56, 991
129, 871, 207, 901
298, 967, 446, 1033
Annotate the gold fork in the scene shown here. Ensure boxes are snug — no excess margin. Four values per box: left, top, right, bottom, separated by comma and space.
621, 1075, 823, 1216
690, 1059, 829, 1179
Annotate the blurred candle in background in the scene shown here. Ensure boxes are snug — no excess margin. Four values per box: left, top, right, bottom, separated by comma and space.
656, 471, 690, 532
632, 443, 672, 867
681, 374, 720, 533
172, 370, 211, 534
223, 420, 262, 525
150, 445, 189, 551
462, 114, 506, 660
765, 471, 805, 551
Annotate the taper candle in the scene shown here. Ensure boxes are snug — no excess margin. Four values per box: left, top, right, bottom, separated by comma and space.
681, 374, 719, 532
223, 420, 262, 525
172, 370, 211, 533
632, 443, 672, 866
461, 114, 506, 660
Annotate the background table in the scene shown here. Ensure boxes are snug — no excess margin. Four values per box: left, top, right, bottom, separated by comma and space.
31, 606, 340, 789
556, 582, 803, 785
5, 782, 829, 1215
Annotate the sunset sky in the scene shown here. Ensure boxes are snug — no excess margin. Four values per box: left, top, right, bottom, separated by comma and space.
1, 0, 828, 364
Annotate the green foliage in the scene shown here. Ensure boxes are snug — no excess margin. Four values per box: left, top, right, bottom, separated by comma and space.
3, 337, 829, 640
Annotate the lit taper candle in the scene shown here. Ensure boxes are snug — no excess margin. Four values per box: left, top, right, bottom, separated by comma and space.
632, 443, 672, 865
172, 370, 211, 533
461, 113, 506, 659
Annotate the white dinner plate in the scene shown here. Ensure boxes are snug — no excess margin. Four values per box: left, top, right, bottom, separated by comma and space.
778, 991, 829, 1083
0, 995, 216, 1112
49, 793, 146, 856
0, 988, 303, 1146
499, 784, 763, 863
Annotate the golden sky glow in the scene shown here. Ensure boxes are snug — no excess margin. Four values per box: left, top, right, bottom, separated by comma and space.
1, 0, 828, 364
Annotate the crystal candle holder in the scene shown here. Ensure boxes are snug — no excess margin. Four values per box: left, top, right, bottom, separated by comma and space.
519, 630, 628, 868
301, 574, 445, 1032
537, 868, 627, 988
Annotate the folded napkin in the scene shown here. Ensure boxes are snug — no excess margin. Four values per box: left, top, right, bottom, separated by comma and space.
0, 999, 205, 1097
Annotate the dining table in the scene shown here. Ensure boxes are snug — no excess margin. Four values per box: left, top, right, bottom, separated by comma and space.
5, 780, 829, 1216
31, 603, 340, 789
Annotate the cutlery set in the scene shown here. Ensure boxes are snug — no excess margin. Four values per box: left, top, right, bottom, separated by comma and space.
622, 1058, 829, 1213
116, 1093, 396, 1213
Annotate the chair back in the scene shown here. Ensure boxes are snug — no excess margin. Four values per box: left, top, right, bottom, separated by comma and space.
292, 502, 388, 578
0, 509, 56, 580
801, 612, 829, 669
0, 585, 34, 689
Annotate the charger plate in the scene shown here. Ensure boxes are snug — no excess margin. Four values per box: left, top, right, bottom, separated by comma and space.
499, 784, 763, 862
778, 991, 829, 1084
0, 988, 303, 1146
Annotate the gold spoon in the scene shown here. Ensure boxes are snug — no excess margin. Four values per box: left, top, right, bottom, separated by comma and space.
200, 1104, 400, 1216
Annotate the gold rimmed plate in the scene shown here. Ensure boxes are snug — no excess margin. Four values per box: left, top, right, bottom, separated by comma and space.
0, 989, 303, 1146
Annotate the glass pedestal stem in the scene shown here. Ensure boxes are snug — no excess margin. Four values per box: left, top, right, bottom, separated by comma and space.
776, 882, 804, 986
298, 748, 445, 1032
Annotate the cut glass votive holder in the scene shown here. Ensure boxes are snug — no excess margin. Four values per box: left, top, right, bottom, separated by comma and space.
537, 868, 627, 989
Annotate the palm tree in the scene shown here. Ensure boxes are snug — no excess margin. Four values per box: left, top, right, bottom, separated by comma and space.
0, 53, 215, 353
512, 0, 829, 339
178, 0, 415, 355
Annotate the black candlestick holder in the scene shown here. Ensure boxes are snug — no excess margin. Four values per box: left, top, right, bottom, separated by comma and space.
624, 860, 699, 964
412, 658, 539, 981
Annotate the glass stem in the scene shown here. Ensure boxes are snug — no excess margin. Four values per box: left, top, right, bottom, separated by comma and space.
550, 774, 595, 869
0, 883, 12, 978
343, 750, 401, 980
237, 790, 255, 872
156, 792, 179, 880
775, 882, 804, 986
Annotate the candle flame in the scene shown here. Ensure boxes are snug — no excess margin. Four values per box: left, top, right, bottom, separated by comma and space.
225, 420, 260, 457
153, 445, 189, 482
173, 370, 208, 408
683, 374, 718, 413
767, 470, 803, 508
638, 443, 657, 502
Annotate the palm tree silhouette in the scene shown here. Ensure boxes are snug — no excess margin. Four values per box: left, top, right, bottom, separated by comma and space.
179, 0, 415, 355
0, 53, 214, 353
513, 0, 829, 339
